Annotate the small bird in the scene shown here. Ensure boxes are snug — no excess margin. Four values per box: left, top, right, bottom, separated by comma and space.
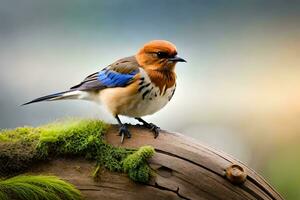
23, 40, 186, 142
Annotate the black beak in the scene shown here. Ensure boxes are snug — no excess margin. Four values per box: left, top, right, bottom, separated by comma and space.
168, 56, 187, 63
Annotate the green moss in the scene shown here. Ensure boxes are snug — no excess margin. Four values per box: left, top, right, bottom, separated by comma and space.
0, 119, 155, 183
36, 119, 109, 158
0, 119, 108, 176
123, 146, 155, 183
0, 175, 82, 200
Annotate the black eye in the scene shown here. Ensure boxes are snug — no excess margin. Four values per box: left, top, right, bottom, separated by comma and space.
156, 51, 168, 59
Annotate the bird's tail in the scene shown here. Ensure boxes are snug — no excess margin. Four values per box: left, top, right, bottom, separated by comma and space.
22, 90, 90, 106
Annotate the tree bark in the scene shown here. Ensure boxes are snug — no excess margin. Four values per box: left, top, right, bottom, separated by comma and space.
27, 125, 283, 200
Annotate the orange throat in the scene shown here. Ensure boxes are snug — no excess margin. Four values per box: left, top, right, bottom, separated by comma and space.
146, 69, 176, 95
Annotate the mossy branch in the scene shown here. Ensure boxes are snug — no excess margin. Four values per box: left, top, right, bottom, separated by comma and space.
0, 119, 155, 183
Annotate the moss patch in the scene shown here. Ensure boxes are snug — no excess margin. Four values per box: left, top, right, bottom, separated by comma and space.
123, 146, 155, 183
0, 119, 155, 183
0, 175, 82, 200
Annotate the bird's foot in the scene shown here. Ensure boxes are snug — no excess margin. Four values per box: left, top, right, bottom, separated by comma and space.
118, 124, 131, 143
143, 123, 160, 138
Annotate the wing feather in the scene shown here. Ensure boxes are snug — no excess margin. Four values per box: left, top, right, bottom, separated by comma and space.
70, 56, 140, 91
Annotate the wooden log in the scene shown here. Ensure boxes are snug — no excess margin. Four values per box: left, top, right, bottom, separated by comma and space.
27, 125, 283, 200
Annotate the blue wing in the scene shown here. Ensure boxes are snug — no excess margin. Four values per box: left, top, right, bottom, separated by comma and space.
98, 68, 138, 87
70, 56, 140, 91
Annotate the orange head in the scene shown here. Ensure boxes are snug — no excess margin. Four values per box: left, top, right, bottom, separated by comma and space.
135, 40, 186, 71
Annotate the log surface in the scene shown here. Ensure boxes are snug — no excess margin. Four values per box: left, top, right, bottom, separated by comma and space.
28, 125, 284, 200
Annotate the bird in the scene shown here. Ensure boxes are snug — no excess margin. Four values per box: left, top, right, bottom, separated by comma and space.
23, 40, 186, 143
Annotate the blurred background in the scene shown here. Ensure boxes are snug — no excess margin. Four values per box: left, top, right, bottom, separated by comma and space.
0, 0, 299, 198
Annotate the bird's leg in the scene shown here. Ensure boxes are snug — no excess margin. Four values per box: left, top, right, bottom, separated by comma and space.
135, 117, 160, 138
115, 115, 131, 143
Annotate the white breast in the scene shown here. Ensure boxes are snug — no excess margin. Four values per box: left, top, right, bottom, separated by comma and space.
118, 68, 176, 117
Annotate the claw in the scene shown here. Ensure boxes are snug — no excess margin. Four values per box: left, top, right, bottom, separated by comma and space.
118, 125, 131, 143
135, 118, 161, 139
120, 132, 125, 143
148, 123, 160, 138
141, 122, 160, 138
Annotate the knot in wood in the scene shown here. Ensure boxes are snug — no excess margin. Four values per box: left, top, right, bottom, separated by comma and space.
225, 164, 247, 185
